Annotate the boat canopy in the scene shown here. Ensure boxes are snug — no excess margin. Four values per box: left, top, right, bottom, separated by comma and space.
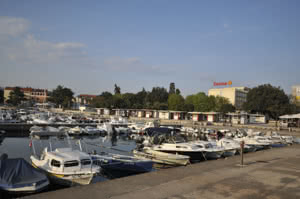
46, 148, 92, 162
0, 156, 48, 189
144, 127, 179, 136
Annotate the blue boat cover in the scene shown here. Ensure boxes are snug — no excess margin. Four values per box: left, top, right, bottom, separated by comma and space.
0, 156, 48, 190
144, 127, 180, 136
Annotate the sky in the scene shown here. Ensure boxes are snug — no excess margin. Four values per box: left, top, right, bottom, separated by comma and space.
0, 0, 299, 96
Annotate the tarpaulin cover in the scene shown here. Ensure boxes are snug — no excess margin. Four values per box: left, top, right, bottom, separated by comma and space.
144, 127, 180, 136
0, 157, 48, 189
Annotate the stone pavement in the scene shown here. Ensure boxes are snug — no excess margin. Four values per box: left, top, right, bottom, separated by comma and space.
26, 145, 300, 199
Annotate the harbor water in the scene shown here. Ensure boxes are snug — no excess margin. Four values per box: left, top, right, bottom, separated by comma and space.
0, 134, 137, 163
0, 133, 141, 198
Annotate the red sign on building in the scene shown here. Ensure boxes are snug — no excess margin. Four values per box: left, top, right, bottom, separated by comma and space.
213, 80, 232, 86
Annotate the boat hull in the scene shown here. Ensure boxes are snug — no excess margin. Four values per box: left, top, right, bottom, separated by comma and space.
204, 151, 223, 159
222, 149, 237, 157
47, 173, 94, 186
133, 150, 190, 166
0, 179, 49, 193
31, 162, 95, 187
100, 161, 153, 178
154, 150, 206, 161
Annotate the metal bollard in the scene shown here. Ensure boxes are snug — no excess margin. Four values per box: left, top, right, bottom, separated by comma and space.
240, 141, 245, 166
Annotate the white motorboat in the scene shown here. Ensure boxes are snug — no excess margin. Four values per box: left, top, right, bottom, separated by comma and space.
281, 136, 294, 145
58, 126, 71, 133
128, 122, 146, 134
98, 117, 131, 135
84, 126, 102, 135
216, 138, 240, 156
30, 132, 100, 186
235, 136, 270, 150
151, 142, 209, 161
190, 141, 225, 159
30, 113, 53, 124
29, 126, 60, 136
68, 126, 83, 135
133, 148, 190, 166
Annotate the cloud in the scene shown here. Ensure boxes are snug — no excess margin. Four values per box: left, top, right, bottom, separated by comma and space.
223, 23, 229, 28
0, 16, 89, 67
103, 56, 173, 75
0, 16, 30, 36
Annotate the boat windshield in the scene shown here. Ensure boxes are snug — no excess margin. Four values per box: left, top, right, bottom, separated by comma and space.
64, 160, 79, 167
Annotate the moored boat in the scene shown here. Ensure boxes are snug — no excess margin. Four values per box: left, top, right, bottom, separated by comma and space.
31, 147, 100, 186
150, 142, 208, 161
91, 152, 153, 178
30, 131, 100, 186
0, 154, 49, 193
133, 148, 190, 166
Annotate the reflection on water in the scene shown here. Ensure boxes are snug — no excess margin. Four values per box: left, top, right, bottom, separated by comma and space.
0, 134, 136, 162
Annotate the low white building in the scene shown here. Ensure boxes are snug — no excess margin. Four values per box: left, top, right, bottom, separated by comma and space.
96, 108, 110, 116
188, 112, 219, 122
158, 110, 171, 120
227, 112, 248, 124
249, 114, 267, 124
79, 105, 96, 113
226, 112, 266, 124
169, 111, 187, 120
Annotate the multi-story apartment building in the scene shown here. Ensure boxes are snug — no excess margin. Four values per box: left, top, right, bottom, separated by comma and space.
4, 87, 48, 103
292, 85, 300, 104
208, 87, 249, 109
75, 94, 97, 105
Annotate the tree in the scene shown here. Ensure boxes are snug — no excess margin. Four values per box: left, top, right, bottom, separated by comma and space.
111, 95, 126, 108
91, 96, 106, 108
214, 96, 231, 112
152, 102, 168, 110
146, 87, 169, 107
49, 85, 74, 108
184, 93, 218, 112
114, 84, 121, 95
219, 103, 236, 114
100, 91, 113, 99
183, 103, 194, 112
193, 92, 210, 112
7, 87, 26, 106
175, 88, 181, 95
184, 94, 196, 112
122, 93, 136, 108
135, 88, 147, 108
168, 94, 185, 111
169, 82, 175, 95
243, 84, 291, 120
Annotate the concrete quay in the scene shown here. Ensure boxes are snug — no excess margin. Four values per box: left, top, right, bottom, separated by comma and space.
26, 145, 300, 199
